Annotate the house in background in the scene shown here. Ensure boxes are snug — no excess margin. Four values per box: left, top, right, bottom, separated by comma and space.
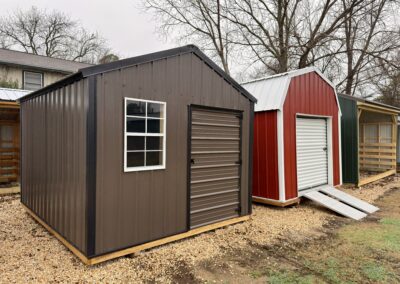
0, 48, 92, 184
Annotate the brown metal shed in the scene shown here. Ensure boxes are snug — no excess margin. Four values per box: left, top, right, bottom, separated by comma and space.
19, 45, 256, 264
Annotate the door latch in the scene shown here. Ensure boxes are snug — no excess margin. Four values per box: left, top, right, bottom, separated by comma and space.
191, 159, 195, 164
323, 147, 327, 151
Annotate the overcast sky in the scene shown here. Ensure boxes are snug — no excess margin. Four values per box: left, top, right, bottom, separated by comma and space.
0, 0, 174, 58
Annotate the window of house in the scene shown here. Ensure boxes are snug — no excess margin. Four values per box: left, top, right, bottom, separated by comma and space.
23, 71, 43, 90
124, 98, 166, 172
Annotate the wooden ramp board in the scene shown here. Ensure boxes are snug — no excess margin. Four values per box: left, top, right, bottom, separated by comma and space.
319, 187, 379, 214
303, 191, 367, 220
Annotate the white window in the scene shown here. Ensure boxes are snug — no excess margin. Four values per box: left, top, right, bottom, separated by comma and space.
23, 71, 43, 90
124, 98, 166, 172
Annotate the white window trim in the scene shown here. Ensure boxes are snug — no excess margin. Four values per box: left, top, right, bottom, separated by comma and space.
124, 97, 167, 172
23, 70, 43, 90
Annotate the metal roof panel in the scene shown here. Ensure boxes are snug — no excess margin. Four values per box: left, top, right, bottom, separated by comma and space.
0, 87, 30, 101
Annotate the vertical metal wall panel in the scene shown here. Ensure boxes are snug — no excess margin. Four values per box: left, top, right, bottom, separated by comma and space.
189, 107, 241, 229
283, 72, 341, 199
338, 96, 358, 184
296, 117, 328, 190
95, 53, 251, 255
252, 111, 279, 200
20, 78, 89, 254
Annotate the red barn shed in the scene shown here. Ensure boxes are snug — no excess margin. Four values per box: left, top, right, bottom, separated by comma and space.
243, 67, 342, 206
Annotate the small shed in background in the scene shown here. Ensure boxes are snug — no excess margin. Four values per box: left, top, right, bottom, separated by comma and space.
0, 87, 30, 184
339, 95, 399, 187
19, 45, 255, 264
243, 67, 342, 206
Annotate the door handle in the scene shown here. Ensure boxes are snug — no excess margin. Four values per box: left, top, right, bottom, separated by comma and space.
323, 147, 327, 151
191, 159, 195, 164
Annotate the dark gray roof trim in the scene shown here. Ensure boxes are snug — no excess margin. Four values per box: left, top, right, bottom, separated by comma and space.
19, 45, 256, 103
339, 94, 400, 112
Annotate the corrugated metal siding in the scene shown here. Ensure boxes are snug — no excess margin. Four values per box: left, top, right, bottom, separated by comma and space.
95, 53, 251, 255
21, 79, 89, 254
190, 108, 241, 228
252, 111, 279, 200
296, 118, 328, 190
243, 76, 289, 111
338, 96, 358, 184
283, 72, 340, 199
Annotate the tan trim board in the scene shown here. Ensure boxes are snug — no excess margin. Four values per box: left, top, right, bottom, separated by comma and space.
358, 169, 396, 187
0, 186, 20, 195
23, 203, 249, 265
89, 215, 249, 265
357, 102, 400, 115
253, 196, 300, 207
0, 102, 19, 109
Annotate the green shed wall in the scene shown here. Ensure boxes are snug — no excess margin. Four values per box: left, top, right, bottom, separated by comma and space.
339, 96, 358, 184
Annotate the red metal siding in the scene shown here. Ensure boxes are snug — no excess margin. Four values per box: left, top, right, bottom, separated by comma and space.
253, 111, 279, 200
283, 72, 340, 199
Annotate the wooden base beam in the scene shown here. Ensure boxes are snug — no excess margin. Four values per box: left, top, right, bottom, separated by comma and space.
252, 196, 300, 207
358, 169, 396, 187
0, 186, 20, 195
23, 203, 249, 265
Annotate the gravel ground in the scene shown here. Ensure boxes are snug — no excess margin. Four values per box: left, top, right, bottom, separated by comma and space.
0, 176, 398, 283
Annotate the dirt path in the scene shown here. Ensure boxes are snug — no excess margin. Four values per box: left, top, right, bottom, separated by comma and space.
194, 187, 400, 283
0, 176, 399, 283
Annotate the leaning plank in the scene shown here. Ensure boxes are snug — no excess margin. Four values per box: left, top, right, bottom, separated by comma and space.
302, 191, 367, 220
358, 169, 396, 187
319, 187, 379, 214
23, 203, 249, 265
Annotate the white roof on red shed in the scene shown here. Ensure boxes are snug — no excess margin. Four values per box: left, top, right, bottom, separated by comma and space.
242, 67, 338, 112
0, 87, 30, 101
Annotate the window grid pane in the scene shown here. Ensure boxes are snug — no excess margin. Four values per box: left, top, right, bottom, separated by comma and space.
125, 98, 165, 170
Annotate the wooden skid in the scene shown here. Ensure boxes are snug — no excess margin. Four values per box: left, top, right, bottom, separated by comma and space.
0, 186, 20, 195
358, 169, 396, 187
23, 204, 249, 265
252, 196, 300, 207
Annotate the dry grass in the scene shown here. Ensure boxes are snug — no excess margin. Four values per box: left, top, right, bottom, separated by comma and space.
0, 175, 398, 283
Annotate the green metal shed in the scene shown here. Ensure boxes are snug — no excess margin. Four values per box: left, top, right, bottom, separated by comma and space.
339, 94, 400, 187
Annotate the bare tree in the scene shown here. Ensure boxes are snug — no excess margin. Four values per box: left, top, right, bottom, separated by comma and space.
334, 0, 400, 96
375, 51, 400, 106
0, 7, 111, 63
98, 53, 120, 64
144, 0, 233, 74
144, 0, 399, 97
224, 0, 365, 75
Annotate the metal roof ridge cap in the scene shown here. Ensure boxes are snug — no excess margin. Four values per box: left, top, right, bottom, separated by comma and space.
241, 67, 317, 85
